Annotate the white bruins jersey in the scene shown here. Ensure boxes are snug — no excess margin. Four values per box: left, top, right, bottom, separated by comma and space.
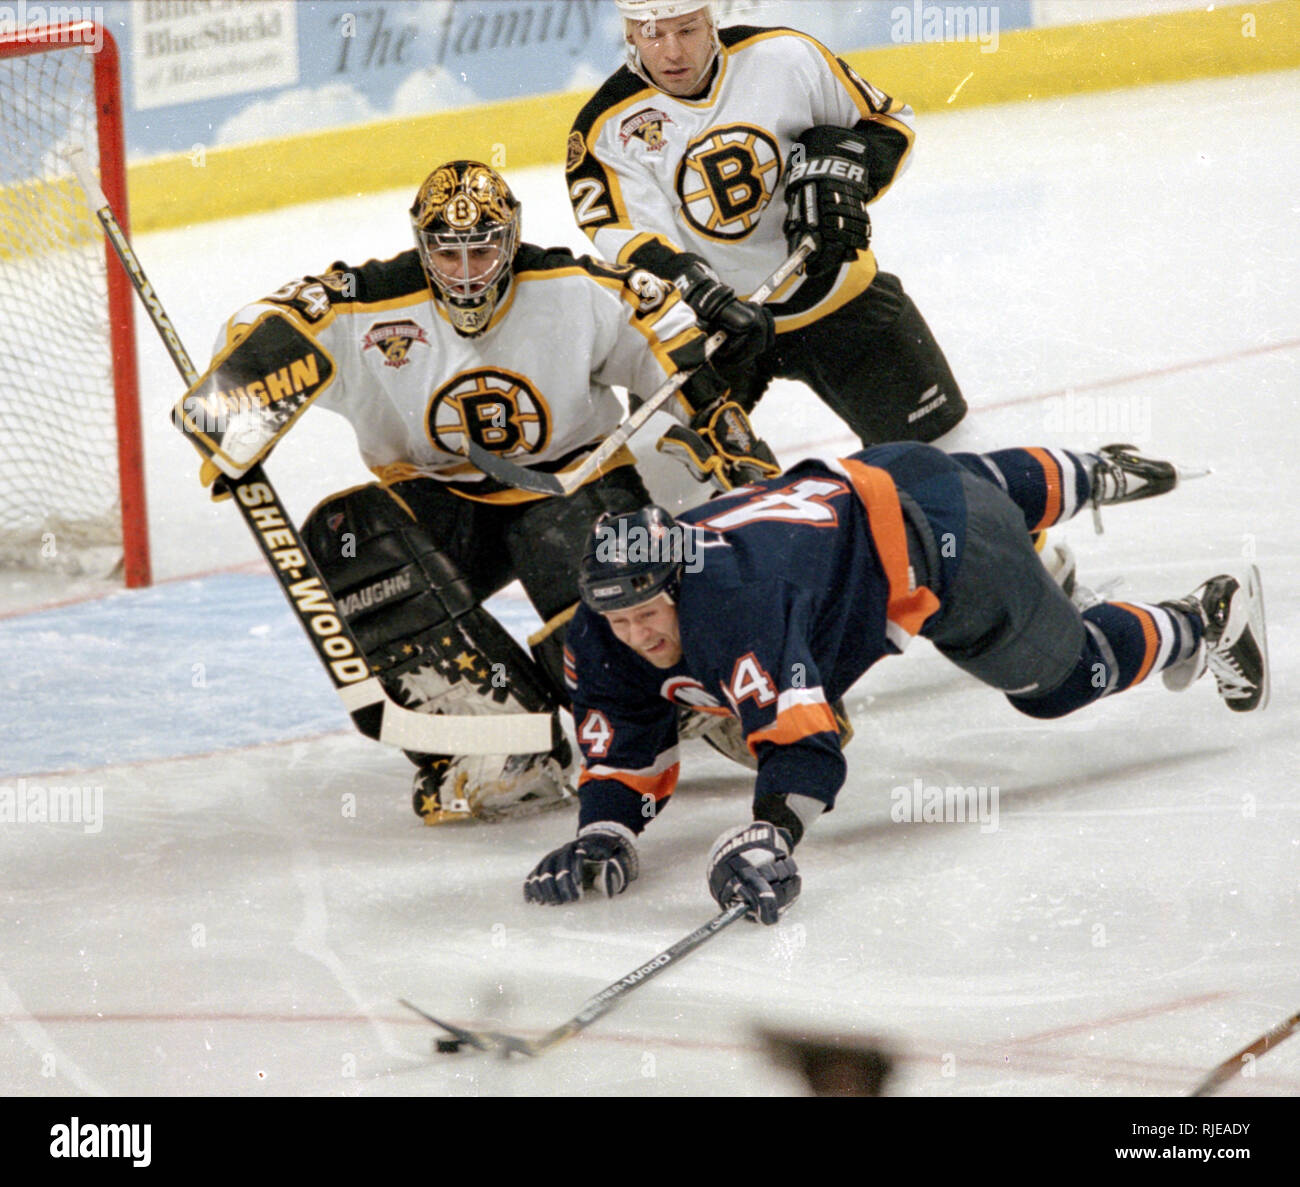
215, 245, 701, 504
567, 24, 915, 330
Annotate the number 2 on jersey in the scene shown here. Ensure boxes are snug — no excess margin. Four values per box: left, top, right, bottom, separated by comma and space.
570, 178, 611, 226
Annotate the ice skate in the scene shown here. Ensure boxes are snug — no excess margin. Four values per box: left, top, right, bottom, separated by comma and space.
412, 736, 576, 824
1088, 443, 1206, 532
1161, 566, 1269, 712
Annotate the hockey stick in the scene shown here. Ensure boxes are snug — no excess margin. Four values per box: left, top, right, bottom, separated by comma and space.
1188, 1008, 1300, 1097
466, 239, 814, 496
401, 899, 750, 1058
66, 146, 552, 757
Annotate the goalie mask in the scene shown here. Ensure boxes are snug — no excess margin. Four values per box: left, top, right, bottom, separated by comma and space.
411, 161, 521, 337
579, 505, 688, 613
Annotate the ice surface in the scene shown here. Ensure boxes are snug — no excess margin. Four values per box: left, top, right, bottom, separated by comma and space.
1, 71, 1298, 1098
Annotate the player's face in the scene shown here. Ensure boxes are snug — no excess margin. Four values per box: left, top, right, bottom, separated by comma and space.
628, 10, 715, 97
427, 244, 503, 293
604, 594, 683, 668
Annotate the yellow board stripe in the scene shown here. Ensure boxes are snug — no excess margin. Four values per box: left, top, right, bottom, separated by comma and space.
111, 1, 1298, 236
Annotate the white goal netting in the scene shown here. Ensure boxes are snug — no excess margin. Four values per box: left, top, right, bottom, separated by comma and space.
0, 38, 127, 576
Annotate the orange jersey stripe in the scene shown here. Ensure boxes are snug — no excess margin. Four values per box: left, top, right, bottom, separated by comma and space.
578, 763, 679, 803
838, 458, 941, 638
747, 701, 839, 755
1026, 447, 1063, 533
1113, 602, 1161, 686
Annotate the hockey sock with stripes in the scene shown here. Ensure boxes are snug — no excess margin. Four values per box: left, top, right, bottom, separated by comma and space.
1008, 600, 1203, 718
954, 447, 1097, 533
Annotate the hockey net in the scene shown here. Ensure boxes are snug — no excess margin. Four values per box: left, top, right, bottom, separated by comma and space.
0, 24, 149, 586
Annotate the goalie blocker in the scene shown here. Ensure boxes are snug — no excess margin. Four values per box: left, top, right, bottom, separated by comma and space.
302, 485, 576, 824
173, 309, 335, 483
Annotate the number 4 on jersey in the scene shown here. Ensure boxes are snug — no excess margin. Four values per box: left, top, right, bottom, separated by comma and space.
728, 653, 777, 708
578, 709, 614, 757
700, 478, 847, 530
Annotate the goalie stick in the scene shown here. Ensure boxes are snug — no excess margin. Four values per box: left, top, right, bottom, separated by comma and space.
1188, 1008, 1300, 1097
466, 239, 814, 496
66, 146, 551, 757
401, 900, 749, 1057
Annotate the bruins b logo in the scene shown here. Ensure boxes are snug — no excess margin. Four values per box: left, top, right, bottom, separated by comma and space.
427, 368, 551, 459
676, 124, 781, 241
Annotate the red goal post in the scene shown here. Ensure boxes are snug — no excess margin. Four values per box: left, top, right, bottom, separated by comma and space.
0, 21, 149, 587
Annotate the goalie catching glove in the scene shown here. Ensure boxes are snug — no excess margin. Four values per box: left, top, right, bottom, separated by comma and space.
524, 822, 639, 905
658, 400, 781, 492
783, 126, 873, 278
706, 821, 801, 925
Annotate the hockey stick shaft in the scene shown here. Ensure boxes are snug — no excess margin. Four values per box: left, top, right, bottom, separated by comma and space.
66, 147, 551, 756
467, 238, 814, 496
404, 900, 750, 1058
1188, 1008, 1300, 1097
524, 900, 750, 1054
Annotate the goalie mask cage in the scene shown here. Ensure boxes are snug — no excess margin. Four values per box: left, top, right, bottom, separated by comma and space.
0, 23, 149, 587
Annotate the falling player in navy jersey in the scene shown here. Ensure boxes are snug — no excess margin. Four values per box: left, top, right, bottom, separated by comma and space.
523, 444, 1269, 922
568, 0, 1075, 585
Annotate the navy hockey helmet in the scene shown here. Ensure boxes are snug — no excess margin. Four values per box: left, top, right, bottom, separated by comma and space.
411, 161, 521, 337
579, 505, 687, 613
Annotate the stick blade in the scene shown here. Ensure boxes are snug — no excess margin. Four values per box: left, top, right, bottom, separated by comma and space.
399, 999, 500, 1054
339, 677, 553, 754
466, 442, 569, 496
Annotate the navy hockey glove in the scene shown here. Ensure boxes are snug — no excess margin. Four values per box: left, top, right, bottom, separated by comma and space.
524, 822, 639, 906
672, 255, 775, 372
706, 822, 800, 925
783, 126, 872, 277
657, 400, 780, 492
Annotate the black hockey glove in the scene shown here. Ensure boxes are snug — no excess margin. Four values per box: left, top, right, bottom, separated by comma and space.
783, 125, 873, 278
706, 821, 801, 925
524, 822, 639, 906
657, 400, 780, 492
672, 255, 775, 372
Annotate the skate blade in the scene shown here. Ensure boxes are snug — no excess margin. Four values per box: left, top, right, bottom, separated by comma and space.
1241, 564, 1269, 712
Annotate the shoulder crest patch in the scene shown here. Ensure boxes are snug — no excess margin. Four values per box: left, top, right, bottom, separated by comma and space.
361, 319, 429, 369
618, 107, 674, 152
566, 130, 587, 173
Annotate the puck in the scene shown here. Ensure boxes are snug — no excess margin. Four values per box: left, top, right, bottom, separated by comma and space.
435, 1038, 463, 1054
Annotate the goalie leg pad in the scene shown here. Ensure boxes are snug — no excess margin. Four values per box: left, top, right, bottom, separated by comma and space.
302, 484, 556, 713
301, 484, 574, 821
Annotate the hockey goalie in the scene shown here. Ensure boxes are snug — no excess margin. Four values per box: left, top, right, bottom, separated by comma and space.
177, 159, 777, 824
